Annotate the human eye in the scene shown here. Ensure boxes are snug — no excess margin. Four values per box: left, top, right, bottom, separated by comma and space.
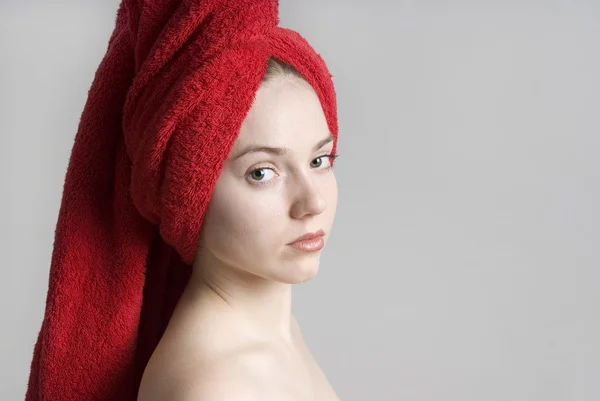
311, 153, 339, 171
247, 166, 278, 186
247, 153, 339, 187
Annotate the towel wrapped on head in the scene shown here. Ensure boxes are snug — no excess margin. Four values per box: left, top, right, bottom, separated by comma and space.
25, 0, 338, 400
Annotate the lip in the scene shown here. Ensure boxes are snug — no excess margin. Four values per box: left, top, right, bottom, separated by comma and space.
289, 229, 325, 244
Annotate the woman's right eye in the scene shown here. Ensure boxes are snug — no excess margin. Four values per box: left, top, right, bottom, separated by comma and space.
247, 167, 277, 186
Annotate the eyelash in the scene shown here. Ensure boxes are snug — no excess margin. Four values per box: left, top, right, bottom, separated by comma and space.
248, 153, 339, 187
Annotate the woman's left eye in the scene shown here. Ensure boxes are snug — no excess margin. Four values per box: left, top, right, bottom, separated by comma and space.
312, 154, 338, 170
311, 156, 327, 168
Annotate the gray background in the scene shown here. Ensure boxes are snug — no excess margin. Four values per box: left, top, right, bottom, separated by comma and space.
1, 1, 599, 400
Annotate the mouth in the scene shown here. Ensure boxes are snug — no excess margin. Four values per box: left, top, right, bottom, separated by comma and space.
287, 229, 326, 252
288, 229, 325, 245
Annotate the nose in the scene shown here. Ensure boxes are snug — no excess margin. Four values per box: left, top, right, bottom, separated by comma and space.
289, 173, 327, 219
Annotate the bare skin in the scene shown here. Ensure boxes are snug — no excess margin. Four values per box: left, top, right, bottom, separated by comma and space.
138, 74, 339, 401
138, 281, 339, 401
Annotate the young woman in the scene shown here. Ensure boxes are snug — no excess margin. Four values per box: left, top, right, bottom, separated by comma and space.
137, 58, 341, 401
25, 2, 340, 400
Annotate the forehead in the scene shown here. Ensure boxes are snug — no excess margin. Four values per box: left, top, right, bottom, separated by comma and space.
233, 76, 330, 149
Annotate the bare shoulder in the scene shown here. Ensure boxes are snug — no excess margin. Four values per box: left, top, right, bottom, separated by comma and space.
173, 365, 264, 401
188, 345, 285, 400
137, 343, 284, 401
138, 369, 261, 401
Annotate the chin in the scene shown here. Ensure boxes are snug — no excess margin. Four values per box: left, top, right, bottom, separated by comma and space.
279, 261, 320, 284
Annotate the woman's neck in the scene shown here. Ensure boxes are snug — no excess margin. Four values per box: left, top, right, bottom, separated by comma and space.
175, 264, 295, 344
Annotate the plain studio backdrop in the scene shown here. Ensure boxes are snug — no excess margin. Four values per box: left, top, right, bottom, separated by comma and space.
1, 1, 599, 400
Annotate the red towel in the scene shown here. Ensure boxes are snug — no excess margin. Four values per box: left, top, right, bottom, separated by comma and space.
25, 1, 338, 399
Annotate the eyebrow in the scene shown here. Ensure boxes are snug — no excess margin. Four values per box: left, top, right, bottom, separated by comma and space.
232, 134, 334, 161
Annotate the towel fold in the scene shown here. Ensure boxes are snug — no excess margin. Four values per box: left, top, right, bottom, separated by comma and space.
25, 0, 338, 399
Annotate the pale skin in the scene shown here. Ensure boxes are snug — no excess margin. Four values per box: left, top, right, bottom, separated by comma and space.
137, 74, 340, 401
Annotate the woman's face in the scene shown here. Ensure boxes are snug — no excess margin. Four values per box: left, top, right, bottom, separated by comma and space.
195, 75, 338, 284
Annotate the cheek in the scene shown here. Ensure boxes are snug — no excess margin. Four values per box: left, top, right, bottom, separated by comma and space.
205, 185, 288, 258
322, 173, 338, 211
329, 174, 339, 201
